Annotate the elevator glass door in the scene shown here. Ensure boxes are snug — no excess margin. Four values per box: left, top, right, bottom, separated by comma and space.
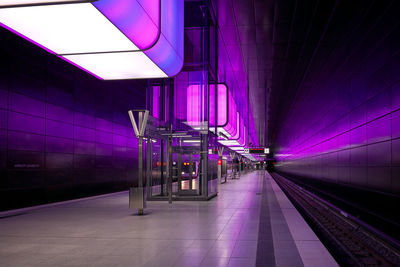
178, 152, 200, 196
147, 139, 167, 198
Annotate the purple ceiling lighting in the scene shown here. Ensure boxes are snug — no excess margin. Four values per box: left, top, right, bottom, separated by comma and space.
209, 84, 228, 129
220, 117, 255, 161
152, 85, 160, 119
225, 92, 238, 137
0, 0, 184, 80
187, 83, 239, 135
207, 83, 251, 156
218, 115, 246, 147
209, 83, 238, 138
186, 84, 203, 129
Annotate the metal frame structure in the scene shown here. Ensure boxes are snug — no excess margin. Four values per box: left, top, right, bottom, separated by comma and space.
128, 109, 149, 215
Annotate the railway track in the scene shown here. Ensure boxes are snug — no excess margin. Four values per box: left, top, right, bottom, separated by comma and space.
271, 173, 400, 267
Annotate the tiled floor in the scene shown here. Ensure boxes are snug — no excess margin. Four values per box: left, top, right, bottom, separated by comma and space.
0, 171, 338, 267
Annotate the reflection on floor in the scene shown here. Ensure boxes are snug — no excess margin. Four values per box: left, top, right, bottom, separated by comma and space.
0, 171, 337, 267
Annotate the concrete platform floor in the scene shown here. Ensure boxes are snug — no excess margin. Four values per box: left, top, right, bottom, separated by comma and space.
0, 171, 337, 267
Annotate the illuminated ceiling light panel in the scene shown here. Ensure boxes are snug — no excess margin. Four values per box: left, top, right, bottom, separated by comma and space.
238, 124, 246, 146
186, 84, 203, 128
187, 83, 240, 137
0, 0, 84, 6
0, 0, 184, 80
218, 115, 247, 147
209, 83, 238, 137
209, 84, 228, 128
183, 140, 201, 143
219, 140, 240, 146
65, 52, 167, 80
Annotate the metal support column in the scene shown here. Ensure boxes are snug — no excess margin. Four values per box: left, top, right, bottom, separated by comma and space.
238, 155, 242, 178
128, 110, 149, 215
177, 138, 182, 192
200, 133, 208, 197
146, 138, 152, 200
138, 136, 144, 214
167, 136, 172, 204
230, 152, 236, 179
160, 139, 165, 196
217, 147, 224, 184
189, 153, 193, 190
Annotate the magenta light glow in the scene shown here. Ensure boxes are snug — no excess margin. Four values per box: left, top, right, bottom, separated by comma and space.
187, 83, 239, 135
152, 86, 160, 119
0, 0, 183, 80
187, 84, 203, 127
209, 84, 228, 127
0, 0, 85, 6
218, 116, 246, 147
207, 83, 238, 137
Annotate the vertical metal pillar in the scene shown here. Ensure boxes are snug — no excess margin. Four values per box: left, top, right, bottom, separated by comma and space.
160, 139, 164, 196
201, 134, 208, 197
128, 110, 148, 215
167, 136, 173, 204
177, 138, 182, 193
217, 147, 224, 184
137, 135, 144, 214
189, 153, 193, 190
146, 138, 151, 200
230, 152, 236, 179
238, 155, 242, 178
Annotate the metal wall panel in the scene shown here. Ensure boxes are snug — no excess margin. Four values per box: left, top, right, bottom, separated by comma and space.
0, 27, 146, 210
276, 69, 400, 195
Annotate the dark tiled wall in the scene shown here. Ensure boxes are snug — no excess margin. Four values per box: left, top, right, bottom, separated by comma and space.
0, 28, 146, 210
276, 20, 400, 195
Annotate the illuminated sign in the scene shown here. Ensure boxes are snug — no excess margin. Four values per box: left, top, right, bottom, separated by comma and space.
247, 148, 270, 154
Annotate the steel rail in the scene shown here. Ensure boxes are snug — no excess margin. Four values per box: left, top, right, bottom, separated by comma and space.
271, 173, 400, 266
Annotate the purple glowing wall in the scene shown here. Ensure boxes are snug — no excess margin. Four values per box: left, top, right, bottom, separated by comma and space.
275, 42, 400, 194
0, 27, 146, 210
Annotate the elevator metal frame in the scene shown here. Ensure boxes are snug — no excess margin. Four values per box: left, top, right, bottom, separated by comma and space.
146, 134, 217, 201
138, 1, 219, 202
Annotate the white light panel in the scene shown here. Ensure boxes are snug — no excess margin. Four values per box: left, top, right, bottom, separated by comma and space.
183, 140, 201, 143
218, 140, 240, 146
0, 3, 138, 54
64, 52, 167, 80
217, 128, 231, 138
230, 147, 244, 151
0, 0, 85, 6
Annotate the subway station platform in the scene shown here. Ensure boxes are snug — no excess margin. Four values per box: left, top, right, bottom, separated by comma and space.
0, 171, 338, 267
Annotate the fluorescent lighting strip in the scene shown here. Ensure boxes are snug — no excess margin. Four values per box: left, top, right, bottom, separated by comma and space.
230, 147, 244, 151
0, 0, 86, 6
0, 1, 169, 79
64, 52, 167, 80
218, 140, 240, 146
0, 4, 139, 54
183, 140, 201, 143
217, 128, 231, 138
